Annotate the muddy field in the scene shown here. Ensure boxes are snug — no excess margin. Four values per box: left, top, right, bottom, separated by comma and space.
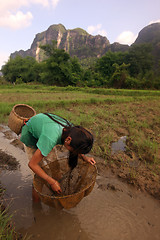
0, 124, 159, 202
0, 125, 160, 240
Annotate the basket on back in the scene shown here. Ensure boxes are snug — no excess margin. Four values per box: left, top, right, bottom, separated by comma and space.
8, 104, 36, 135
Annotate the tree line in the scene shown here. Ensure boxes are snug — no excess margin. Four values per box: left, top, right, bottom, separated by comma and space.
1, 40, 160, 89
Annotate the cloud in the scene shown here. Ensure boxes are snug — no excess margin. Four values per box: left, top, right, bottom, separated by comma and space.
87, 24, 107, 37
117, 20, 160, 45
0, 0, 60, 30
0, 0, 50, 12
116, 31, 137, 45
0, 1, 28, 12
0, 11, 33, 30
51, 0, 60, 8
149, 19, 160, 25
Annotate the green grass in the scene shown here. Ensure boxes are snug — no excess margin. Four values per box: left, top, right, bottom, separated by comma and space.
1, 83, 160, 96
0, 185, 18, 240
1, 85, 159, 163
0, 206, 14, 240
0, 187, 30, 240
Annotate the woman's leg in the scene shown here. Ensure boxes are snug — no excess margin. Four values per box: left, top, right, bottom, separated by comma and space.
32, 185, 40, 203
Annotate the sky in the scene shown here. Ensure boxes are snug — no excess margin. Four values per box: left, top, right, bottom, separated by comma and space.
0, 0, 160, 69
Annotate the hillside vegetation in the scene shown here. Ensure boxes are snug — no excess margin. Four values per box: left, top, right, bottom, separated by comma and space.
1, 39, 160, 89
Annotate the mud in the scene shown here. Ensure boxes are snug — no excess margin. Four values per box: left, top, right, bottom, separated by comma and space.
0, 125, 160, 240
0, 149, 19, 170
10, 139, 25, 151
108, 151, 160, 200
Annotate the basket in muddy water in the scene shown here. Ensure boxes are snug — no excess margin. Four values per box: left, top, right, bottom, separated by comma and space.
33, 159, 97, 209
8, 104, 36, 135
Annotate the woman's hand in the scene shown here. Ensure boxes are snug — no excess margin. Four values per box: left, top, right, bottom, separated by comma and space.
80, 154, 96, 165
85, 156, 96, 165
29, 149, 62, 194
50, 180, 62, 194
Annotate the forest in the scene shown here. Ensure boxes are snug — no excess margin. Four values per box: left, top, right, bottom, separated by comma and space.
1, 40, 160, 89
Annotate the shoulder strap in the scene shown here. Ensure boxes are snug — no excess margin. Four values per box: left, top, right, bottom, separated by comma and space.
43, 113, 72, 128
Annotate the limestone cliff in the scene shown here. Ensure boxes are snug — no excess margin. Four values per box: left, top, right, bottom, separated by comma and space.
133, 23, 160, 69
10, 24, 114, 61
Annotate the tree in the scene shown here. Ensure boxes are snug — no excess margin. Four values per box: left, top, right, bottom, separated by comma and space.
126, 43, 153, 77
110, 63, 130, 88
94, 51, 126, 79
2, 56, 39, 83
40, 41, 83, 86
90, 44, 154, 88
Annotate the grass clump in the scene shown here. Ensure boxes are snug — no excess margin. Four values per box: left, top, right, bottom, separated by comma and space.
0, 187, 30, 240
0, 205, 15, 240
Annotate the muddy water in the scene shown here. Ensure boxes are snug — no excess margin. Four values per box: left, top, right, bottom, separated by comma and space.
0, 126, 160, 240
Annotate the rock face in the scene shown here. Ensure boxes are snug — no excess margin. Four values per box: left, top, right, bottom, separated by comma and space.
11, 24, 110, 60
133, 23, 160, 68
109, 42, 129, 52
134, 23, 160, 44
10, 23, 160, 62
10, 24, 128, 61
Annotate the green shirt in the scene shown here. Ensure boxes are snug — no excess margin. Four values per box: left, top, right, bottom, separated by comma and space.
20, 113, 71, 157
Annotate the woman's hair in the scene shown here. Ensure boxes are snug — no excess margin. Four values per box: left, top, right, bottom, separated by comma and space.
62, 126, 94, 170
43, 113, 94, 170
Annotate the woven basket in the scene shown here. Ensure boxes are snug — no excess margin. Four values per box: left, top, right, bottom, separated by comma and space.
33, 159, 97, 210
8, 104, 36, 135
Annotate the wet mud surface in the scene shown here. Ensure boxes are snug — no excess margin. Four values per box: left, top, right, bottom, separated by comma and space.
108, 151, 160, 200
0, 125, 160, 240
0, 149, 19, 170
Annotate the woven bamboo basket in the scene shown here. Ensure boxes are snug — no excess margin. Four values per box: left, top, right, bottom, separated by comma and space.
33, 159, 97, 210
8, 104, 36, 135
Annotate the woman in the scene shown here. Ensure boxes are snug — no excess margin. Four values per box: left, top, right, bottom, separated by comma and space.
20, 113, 95, 195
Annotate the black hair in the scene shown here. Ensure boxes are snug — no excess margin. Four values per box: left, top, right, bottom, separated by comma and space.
43, 113, 94, 170
62, 126, 94, 169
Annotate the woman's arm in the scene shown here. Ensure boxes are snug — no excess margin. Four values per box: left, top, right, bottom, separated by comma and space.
79, 154, 96, 165
28, 149, 62, 194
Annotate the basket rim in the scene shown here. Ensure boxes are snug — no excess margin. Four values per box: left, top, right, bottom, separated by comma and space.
33, 162, 97, 200
12, 104, 36, 120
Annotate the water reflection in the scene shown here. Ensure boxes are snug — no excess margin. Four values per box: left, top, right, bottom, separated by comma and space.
22, 202, 91, 240
111, 136, 127, 154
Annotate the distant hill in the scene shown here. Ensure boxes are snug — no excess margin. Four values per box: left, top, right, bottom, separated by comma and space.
134, 23, 160, 44
10, 23, 160, 66
133, 23, 160, 69
10, 23, 129, 61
